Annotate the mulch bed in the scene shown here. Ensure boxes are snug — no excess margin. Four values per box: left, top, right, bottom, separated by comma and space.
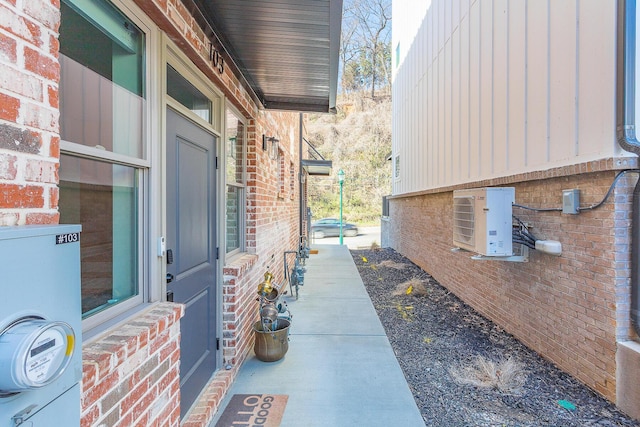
351, 248, 640, 427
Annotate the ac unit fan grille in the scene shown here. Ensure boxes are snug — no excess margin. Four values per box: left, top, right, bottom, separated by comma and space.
453, 196, 475, 245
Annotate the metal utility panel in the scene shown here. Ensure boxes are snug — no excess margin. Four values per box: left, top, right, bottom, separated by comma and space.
562, 189, 580, 214
0, 225, 82, 427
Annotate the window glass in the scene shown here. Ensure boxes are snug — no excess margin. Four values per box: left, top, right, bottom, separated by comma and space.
59, 0, 145, 159
59, 155, 139, 317
226, 113, 244, 184
277, 148, 284, 197
58, 0, 145, 320
225, 185, 242, 253
167, 65, 212, 123
225, 109, 245, 254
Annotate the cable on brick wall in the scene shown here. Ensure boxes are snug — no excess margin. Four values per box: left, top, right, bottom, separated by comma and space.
576, 169, 639, 211
512, 215, 538, 249
512, 169, 640, 213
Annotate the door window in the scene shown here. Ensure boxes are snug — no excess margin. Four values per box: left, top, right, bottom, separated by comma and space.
167, 65, 212, 123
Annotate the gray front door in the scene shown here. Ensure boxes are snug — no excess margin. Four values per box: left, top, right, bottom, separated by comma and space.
166, 107, 217, 418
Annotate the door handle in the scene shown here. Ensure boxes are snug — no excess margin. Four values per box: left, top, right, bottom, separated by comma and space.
166, 273, 174, 283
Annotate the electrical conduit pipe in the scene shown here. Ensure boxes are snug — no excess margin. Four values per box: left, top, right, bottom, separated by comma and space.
618, 0, 640, 336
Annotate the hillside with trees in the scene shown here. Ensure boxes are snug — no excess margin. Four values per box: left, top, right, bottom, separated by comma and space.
305, 93, 391, 225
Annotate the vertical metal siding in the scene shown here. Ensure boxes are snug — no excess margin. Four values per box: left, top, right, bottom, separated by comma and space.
493, 0, 508, 174
392, 0, 620, 195
469, 3, 480, 180
525, 0, 548, 167
578, 0, 618, 157
508, 0, 526, 171
480, 0, 493, 176
452, 22, 461, 181
549, 0, 578, 161
460, 10, 470, 182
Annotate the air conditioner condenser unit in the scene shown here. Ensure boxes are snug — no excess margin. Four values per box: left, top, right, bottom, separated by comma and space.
453, 187, 515, 256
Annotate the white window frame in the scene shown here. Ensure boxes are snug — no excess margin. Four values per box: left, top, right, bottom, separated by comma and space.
224, 104, 247, 257
59, 0, 157, 335
165, 45, 223, 133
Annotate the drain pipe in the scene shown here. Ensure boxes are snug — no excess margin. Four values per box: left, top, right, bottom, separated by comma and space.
299, 112, 304, 239
618, 0, 640, 335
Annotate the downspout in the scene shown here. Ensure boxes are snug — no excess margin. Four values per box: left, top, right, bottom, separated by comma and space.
299, 112, 304, 239
618, 0, 640, 335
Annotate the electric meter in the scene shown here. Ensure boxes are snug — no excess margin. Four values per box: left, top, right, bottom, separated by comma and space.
0, 318, 75, 392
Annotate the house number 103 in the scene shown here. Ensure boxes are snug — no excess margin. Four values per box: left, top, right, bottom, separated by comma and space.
209, 43, 224, 74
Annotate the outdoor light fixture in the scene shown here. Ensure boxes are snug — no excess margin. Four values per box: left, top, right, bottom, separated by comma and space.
269, 138, 279, 160
337, 169, 345, 245
262, 135, 279, 160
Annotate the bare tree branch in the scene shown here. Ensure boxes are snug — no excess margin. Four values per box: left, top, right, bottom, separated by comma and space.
339, 0, 391, 97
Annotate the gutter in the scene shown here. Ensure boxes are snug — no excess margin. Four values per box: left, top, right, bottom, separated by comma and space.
618, 0, 640, 336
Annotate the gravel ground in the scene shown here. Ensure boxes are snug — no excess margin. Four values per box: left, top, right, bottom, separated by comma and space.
351, 248, 640, 427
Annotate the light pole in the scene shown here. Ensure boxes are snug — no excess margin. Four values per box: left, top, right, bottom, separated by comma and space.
338, 169, 345, 245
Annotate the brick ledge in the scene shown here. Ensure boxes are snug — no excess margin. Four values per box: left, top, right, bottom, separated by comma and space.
81, 302, 184, 390
223, 252, 258, 279
181, 369, 237, 427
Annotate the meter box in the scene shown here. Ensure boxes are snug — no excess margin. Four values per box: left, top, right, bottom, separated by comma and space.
0, 225, 82, 427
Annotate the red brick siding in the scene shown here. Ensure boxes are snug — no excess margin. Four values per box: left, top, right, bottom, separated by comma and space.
140, 0, 303, 423
185, 110, 302, 423
387, 167, 636, 402
183, 111, 302, 426
81, 304, 184, 427
0, 0, 60, 224
2, 0, 303, 425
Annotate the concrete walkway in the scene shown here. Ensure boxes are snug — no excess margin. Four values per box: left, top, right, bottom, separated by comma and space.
209, 244, 425, 427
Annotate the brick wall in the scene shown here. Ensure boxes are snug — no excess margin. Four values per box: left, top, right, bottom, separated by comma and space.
81, 304, 184, 427
387, 161, 638, 402
183, 110, 301, 425
180, 254, 261, 427
0, 0, 60, 225
141, 0, 303, 424
246, 111, 302, 266
1, 0, 303, 425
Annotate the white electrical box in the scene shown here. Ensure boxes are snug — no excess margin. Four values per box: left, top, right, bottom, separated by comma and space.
453, 187, 515, 256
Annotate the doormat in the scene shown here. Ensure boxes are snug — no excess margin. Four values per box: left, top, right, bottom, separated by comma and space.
214, 394, 288, 427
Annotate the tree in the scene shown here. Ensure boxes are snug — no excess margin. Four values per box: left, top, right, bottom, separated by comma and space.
340, 0, 391, 98
341, 60, 363, 94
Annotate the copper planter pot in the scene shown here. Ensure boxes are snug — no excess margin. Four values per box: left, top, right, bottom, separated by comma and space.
253, 319, 291, 362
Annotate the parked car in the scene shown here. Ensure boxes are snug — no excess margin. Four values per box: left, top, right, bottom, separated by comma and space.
311, 218, 358, 239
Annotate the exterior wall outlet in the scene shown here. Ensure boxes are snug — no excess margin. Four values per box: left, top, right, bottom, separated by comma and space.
562, 189, 580, 214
